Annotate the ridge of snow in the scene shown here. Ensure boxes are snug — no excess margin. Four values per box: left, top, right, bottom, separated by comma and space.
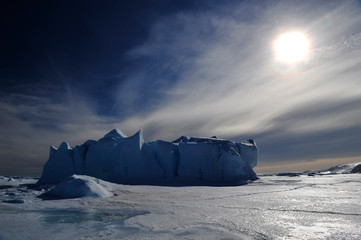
322, 162, 361, 174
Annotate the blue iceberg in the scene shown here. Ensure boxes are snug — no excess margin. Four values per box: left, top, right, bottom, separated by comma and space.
37, 129, 258, 186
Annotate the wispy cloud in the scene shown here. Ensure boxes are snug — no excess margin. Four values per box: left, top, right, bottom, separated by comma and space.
0, 88, 121, 175
114, 0, 361, 166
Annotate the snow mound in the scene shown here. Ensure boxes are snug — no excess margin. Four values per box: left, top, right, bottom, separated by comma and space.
39, 175, 113, 200
37, 129, 258, 186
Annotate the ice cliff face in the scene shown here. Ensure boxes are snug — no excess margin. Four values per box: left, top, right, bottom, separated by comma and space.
37, 129, 258, 186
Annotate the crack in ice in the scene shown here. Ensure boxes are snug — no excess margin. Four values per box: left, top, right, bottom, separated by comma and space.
267, 208, 361, 217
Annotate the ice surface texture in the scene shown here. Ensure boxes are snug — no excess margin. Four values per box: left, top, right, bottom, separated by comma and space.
37, 129, 258, 186
2, 174, 361, 239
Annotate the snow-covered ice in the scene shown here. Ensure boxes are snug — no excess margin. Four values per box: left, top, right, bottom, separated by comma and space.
38, 175, 114, 200
316, 162, 361, 175
1, 171, 361, 239
37, 129, 258, 186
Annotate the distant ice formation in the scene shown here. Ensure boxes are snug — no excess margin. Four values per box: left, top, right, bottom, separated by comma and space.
37, 129, 258, 186
314, 162, 361, 175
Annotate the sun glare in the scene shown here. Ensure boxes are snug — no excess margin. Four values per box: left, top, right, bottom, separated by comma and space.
273, 31, 311, 64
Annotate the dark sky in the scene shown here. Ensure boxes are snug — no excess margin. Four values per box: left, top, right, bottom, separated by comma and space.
1, 0, 198, 114
1, 0, 361, 176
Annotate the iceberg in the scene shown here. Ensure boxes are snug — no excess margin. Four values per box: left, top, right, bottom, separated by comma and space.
37, 129, 258, 186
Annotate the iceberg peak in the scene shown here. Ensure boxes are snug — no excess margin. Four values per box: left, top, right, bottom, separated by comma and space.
59, 141, 72, 151
128, 129, 144, 150
103, 128, 127, 139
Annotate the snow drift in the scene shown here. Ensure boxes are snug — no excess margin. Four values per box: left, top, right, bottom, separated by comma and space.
39, 175, 113, 200
37, 129, 258, 186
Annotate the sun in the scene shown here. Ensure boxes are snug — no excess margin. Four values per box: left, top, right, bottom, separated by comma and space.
273, 31, 311, 64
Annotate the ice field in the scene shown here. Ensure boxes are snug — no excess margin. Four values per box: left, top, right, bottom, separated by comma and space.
1, 173, 360, 240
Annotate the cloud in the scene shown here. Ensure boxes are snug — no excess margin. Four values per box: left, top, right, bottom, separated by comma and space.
114, 0, 361, 166
1, 0, 361, 175
0, 88, 124, 175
